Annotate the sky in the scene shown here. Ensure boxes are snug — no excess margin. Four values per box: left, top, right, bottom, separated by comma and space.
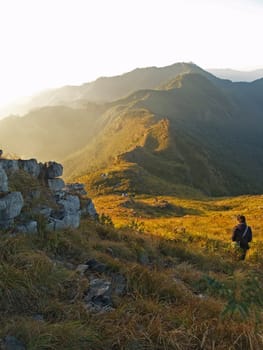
0, 0, 262, 107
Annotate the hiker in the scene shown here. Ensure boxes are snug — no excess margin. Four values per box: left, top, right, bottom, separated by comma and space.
0, 149, 2, 158
232, 215, 252, 260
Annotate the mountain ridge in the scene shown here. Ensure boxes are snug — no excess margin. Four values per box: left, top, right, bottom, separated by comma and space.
1, 64, 263, 196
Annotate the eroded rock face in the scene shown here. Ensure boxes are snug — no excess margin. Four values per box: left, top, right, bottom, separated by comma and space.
18, 159, 41, 178
0, 166, 8, 192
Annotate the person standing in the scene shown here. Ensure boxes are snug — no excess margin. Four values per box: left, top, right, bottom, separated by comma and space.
232, 215, 252, 260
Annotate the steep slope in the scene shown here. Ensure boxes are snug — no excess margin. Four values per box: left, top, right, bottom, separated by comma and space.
65, 73, 263, 196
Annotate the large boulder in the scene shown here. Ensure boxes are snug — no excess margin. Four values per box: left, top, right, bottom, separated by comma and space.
0, 166, 8, 192
44, 162, 63, 179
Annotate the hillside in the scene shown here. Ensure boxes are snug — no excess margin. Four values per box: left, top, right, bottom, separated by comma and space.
1, 63, 263, 196
1, 183, 263, 349
65, 73, 263, 196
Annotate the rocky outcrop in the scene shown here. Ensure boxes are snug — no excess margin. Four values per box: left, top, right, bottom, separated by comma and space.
0, 157, 97, 232
18, 159, 41, 178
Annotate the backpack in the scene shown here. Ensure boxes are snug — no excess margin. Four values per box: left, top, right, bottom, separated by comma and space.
238, 226, 250, 249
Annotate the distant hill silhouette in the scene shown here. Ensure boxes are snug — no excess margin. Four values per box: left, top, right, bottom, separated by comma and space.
208, 68, 263, 82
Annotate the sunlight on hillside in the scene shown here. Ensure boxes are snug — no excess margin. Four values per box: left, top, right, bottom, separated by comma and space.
93, 194, 263, 262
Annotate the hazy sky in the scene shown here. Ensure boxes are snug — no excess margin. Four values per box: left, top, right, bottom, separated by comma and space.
0, 0, 262, 106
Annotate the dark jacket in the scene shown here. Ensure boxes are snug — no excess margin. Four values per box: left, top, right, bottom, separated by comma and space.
232, 223, 252, 249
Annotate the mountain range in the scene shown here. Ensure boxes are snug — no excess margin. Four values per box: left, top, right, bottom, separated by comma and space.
1, 62, 263, 196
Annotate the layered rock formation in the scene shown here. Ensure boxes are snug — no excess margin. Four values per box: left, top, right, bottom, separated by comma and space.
0, 158, 97, 233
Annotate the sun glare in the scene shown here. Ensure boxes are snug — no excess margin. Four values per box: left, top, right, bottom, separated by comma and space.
0, 0, 262, 108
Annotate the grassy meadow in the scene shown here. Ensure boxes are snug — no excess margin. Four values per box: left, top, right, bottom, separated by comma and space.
1, 192, 263, 349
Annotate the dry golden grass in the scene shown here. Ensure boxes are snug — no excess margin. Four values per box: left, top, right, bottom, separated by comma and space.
1, 193, 263, 349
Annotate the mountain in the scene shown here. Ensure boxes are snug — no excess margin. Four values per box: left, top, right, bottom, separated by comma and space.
208, 68, 263, 82
63, 73, 263, 196
0, 62, 218, 118
1, 63, 263, 196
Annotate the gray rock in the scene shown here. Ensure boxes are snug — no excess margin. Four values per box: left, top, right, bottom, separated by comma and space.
61, 213, 80, 229
47, 213, 80, 230
46, 193, 81, 230
16, 221, 38, 234
32, 314, 44, 322
48, 178, 65, 192
0, 335, 26, 350
81, 199, 98, 218
0, 200, 7, 211
85, 259, 107, 273
0, 219, 13, 229
58, 194, 80, 213
0, 159, 19, 173
84, 278, 113, 312
0, 192, 24, 221
45, 162, 63, 179
46, 220, 55, 231
0, 166, 8, 192
18, 159, 40, 177
33, 205, 52, 218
